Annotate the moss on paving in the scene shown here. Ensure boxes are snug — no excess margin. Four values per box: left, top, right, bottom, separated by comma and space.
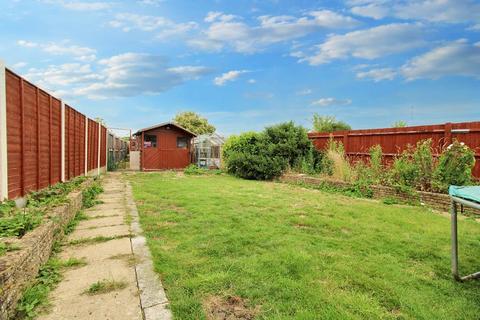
129, 172, 480, 320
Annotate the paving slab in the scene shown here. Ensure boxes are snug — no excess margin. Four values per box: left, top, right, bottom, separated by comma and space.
37, 173, 171, 320
76, 216, 125, 230
67, 224, 130, 241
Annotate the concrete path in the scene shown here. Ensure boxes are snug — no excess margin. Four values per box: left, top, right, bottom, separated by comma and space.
38, 173, 172, 320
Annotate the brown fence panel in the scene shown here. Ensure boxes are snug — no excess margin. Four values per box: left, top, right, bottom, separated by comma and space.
6, 70, 22, 199
50, 97, 62, 185
308, 121, 480, 178
3, 68, 108, 199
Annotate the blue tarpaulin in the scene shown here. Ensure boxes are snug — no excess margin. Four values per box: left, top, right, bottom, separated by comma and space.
449, 186, 480, 204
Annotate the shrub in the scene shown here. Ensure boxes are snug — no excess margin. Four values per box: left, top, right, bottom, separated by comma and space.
433, 140, 476, 191
369, 145, 384, 184
226, 151, 286, 180
263, 122, 314, 169
223, 123, 322, 180
222, 132, 264, 170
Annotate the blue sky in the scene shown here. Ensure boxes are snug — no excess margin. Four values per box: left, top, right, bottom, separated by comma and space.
0, 0, 479, 135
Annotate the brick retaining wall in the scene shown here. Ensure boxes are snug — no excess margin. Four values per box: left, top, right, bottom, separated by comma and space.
0, 180, 91, 320
280, 174, 480, 215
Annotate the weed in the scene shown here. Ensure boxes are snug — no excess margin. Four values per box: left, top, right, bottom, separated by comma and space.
59, 257, 87, 268
82, 182, 104, 208
83, 279, 128, 295
64, 211, 89, 235
68, 234, 132, 246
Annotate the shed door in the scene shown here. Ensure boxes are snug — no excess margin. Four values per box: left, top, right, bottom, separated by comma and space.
143, 131, 190, 169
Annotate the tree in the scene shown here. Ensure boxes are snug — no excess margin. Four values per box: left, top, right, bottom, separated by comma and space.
311, 114, 351, 132
392, 120, 407, 128
173, 111, 215, 135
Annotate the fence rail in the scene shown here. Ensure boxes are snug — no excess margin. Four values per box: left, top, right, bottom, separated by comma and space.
0, 62, 125, 200
308, 121, 480, 178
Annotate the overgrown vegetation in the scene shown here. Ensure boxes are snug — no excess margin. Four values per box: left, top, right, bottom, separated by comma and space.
222, 122, 323, 180
0, 177, 88, 238
129, 173, 480, 319
82, 180, 104, 208
318, 138, 476, 195
0, 241, 20, 256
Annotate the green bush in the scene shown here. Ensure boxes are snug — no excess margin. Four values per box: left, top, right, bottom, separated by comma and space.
226, 151, 286, 180
433, 140, 476, 191
263, 122, 315, 169
223, 123, 322, 180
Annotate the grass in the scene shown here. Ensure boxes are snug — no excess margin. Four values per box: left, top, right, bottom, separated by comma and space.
129, 172, 480, 320
83, 279, 128, 295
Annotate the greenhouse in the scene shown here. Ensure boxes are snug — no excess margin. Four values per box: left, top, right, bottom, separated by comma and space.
193, 133, 225, 169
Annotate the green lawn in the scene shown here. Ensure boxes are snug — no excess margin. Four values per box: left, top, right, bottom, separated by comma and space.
128, 172, 480, 320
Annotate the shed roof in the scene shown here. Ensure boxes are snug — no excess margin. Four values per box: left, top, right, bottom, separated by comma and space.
134, 122, 197, 137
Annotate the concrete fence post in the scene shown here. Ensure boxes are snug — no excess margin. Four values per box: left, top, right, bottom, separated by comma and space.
97, 121, 101, 176
61, 102, 65, 182
105, 128, 108, 172
84, 115, 88, 176
0, 60, 8, 200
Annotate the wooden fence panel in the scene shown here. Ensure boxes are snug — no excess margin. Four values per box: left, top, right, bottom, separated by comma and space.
6, 71, 22, 199
100, 125, 106, 167
308, 121, 480, 178
3, 68, 108, 199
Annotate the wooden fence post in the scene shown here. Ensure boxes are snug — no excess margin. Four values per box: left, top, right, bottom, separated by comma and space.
84, 115, 88, 176
97, 121, 101, 176
343, 132, 349, 153
0, 61, 8, 200
61, 102, 65, 182
445, 122, 453, 147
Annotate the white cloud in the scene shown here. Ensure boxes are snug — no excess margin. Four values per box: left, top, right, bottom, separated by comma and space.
349, 0, 480, 24
401, 39, 480, 80
61, 1, 111, 10
23, 53, 211, 99
302, 23, 425, 65
17, 40, 38, 48
24, 63, 103, 96
41, 0, 112, 11
296, 88, 312, 95
190, 10, 359, 53
109, 13, 198, 39
356, 67, 397, 81
214, 70, 249, 86
311, 97, 352, 107
76, 53, 212, 99
247, 79, 256, 84
12, 62, 28, 69
468, 24, 480, 31
17, 40, 97, 62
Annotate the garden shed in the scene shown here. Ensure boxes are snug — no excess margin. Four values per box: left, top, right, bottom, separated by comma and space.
132, 122, 196, 170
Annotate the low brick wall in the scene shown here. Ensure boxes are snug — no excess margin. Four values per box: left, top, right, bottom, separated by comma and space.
280, 174, 480, 215
0, 180, 91, 320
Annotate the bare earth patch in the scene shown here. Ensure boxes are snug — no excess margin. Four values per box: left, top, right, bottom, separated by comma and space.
204, 296, 259, 320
